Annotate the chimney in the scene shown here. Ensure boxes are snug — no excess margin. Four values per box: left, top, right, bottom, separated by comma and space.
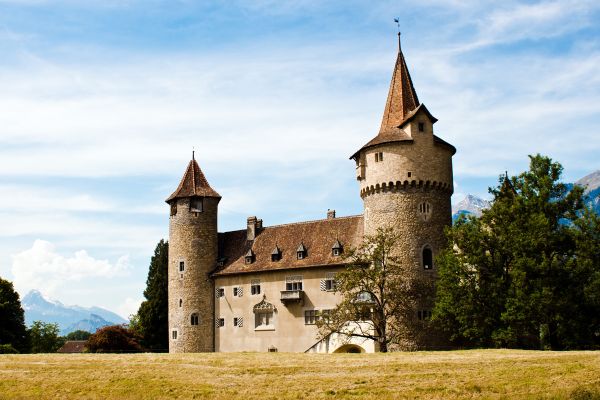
247, 216, 259, 241
327, 209, 336, 219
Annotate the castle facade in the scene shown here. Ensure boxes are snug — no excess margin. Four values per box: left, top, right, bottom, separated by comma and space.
166, 37, 455, 353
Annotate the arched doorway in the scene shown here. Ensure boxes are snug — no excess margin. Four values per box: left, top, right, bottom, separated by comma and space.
333, 344, 365, 353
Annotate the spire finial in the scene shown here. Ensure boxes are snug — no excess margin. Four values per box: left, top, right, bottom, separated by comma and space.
394, 17, 401, 51
192, 147, 195, 161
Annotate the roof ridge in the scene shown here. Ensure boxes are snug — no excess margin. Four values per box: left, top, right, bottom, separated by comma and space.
219, 214, 364, 235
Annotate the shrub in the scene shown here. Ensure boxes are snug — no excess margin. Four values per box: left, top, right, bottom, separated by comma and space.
86, 325, 143, 353
0, 343, 19, 354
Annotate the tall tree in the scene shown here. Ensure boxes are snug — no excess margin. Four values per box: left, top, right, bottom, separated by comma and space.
0, 277, 28, 353
29, 321, 64, 353
434, 154, 600, 349
317, 228, 433, 352
135, 239, 168, 351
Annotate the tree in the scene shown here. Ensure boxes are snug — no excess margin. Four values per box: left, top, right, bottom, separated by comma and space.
135, 239, 168, 351
65, 330, 92, 341
317, 227, 433, 352
29, 321, 64, 353
0, 277, 28, 353
434, 154, 600, 349
86, 325, 143, 353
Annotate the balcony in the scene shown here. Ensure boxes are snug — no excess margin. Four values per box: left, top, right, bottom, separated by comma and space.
280, 290, 304, 305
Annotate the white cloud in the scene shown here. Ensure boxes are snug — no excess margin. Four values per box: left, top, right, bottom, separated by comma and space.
117, 297, 144, 320
11, 240, 131, 298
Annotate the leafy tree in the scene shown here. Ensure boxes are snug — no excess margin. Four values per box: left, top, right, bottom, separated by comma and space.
86, 325, 143, 353
434, 154, 600, 349
0, 277, 28, 353
29, 321, 64, 353
65, 330, 92, 341
136, 239, 168, 351
317, 227, 433, 352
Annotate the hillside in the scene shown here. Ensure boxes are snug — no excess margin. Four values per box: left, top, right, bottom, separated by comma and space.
0, 351, 598, 399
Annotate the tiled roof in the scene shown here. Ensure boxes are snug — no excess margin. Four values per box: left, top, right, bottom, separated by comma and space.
166, 157, 220, 202
57, 340, 87, 353
213, 215, 364, 276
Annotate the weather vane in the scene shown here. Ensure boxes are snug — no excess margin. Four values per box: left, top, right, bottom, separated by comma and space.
394, 18, 401, 50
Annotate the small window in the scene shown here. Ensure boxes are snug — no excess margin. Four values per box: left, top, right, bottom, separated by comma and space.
251, 280, 261, 295
285, 276, 303, 291
297, 252, 304, 260
233, 286, 243, 297
179, 299, 182, 307
296, 243, 306, 260
216, 318, 225, 328
375, 152, 383, 162
418, 202, 432, 221
191, 313, 199, 326
418, 122, 424, 132
234, 317, 243, 327
423, 246, 433, 270
408, 171, 412, 178
179, 261, 185, 272
190, 197, 203, 212
171, 330, 178, 340
216, 287, 225, 298
244, 249, 254, 264
271, 246, 281, 261
170, 202, 177, 216
331, 240, 342, 256
321, 272, 337, 291
305, 310, 317, 325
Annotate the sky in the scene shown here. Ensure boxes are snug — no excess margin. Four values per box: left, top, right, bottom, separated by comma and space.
1, 0, 599, 319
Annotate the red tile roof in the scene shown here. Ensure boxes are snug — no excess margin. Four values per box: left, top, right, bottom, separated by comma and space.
213, 215, 364, 276
166, 158, 220, 203
57, 341, 87, 353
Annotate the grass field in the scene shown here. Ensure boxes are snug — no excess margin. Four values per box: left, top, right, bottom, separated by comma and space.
1, 350, 599, 399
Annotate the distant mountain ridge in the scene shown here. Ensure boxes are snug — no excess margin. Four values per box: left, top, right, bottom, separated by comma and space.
22, 290, 126, 335
452, 194, 491, 219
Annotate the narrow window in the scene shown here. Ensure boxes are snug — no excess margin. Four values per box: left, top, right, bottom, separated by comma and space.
216, 318, 225, 328
179, 299, 182, 307
233, 286, 243, 297
171, 330, 178, 340
191, 313, 199, 326
285, 276, 303, 291
423, 247, 433, 270
216, 287, 225, 298
418, 122, 424, 132
179, 261, 185, 272
251, 280, 261, 295
234, 317, 243, 327
418, 202, 432, 221
170, 202, 177, 216
408, 171, 412, 178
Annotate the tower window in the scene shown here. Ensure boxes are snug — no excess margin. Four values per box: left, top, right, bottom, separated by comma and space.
191, 313, 199, 326
179, 261, 185, 272
418, 122, 425, 132
171, 330, 178, 340
418, 202, 432, 221
170, 202, 177, 216
190, 197, 203, 212
179, 299, 182, 307
423, 246, 433, 270
408, 171, 412, 178
375, 152, 384, 162
251, 280, 261, 295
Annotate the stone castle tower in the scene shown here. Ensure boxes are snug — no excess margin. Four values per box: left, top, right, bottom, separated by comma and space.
166, 154, 220, 353
351, 35, 455, 347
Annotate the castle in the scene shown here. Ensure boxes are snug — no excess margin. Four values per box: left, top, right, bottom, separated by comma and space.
166, 35, 455, 353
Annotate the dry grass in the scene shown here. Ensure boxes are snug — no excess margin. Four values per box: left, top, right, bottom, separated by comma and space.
1, 350, 599, 399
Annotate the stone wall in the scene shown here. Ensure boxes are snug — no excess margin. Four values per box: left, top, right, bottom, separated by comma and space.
168, 196, 219, 353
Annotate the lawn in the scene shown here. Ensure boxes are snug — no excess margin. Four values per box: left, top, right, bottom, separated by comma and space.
1, 350, 599, 399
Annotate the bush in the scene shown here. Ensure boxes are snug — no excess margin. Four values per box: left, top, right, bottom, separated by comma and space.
0, 343, 19, 354
86, 325, 143, 353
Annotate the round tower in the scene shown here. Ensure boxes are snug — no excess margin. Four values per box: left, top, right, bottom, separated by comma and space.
351, 34, 455, 349
166, 154, 220, 353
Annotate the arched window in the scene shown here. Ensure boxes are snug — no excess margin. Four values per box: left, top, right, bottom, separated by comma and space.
190, 313, 199, 326
422, 246, 433, 270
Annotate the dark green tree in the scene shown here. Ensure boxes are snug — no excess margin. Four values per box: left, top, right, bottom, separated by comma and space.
0, 278, 28, 353
434, 154, 600, 349
136, 239, 168, 351
65, 330, 92, 341
29, 321, 64, 353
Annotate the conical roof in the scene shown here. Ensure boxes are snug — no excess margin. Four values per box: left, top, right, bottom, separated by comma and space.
379, 36, 420, 134
166, 157, 221, 203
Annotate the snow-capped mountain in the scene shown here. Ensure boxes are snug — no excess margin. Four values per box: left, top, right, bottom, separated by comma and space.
22, 290, 126, 335
452, 194, 490, 220
576, 170, 600, 214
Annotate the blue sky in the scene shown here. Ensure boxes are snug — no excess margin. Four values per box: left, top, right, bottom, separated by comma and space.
1, 0, 599, 318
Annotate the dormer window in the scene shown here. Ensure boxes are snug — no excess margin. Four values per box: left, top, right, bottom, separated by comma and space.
271, 246, 281, 262
245, 249, 254, 264
331, 240, 343, 256
375, 152, 383, 162
190, 197, 203, 213
418, 122, 425, 132
296, 243, 307, 260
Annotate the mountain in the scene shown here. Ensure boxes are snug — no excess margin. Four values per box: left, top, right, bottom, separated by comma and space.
576, 170, 600, 214
452, 194, 490, 221
22, 290, 126, 335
